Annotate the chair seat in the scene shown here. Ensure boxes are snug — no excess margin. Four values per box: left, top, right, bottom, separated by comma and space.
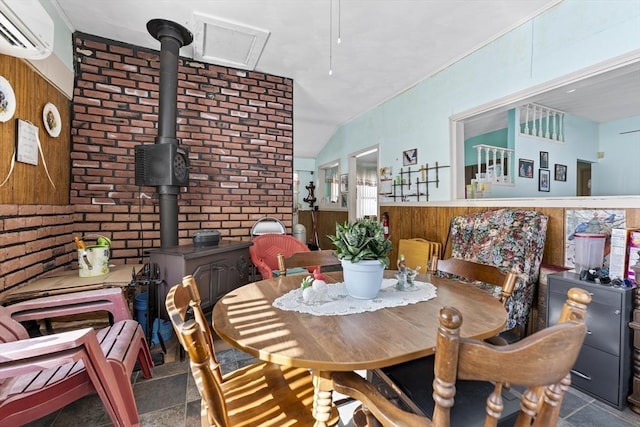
376, 358, 521, 427
222, 361, 329, 426
272, 267, 309, 277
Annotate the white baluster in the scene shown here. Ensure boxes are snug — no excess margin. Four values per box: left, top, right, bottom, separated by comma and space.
492, 148, 497, 182
523, 105, 529, 135
484, 147, 491, 181
545, 108, 550, 138
531, 105, 536, 136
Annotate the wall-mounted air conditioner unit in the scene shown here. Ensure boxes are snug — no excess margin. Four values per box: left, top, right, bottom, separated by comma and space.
0, 0, 54, 59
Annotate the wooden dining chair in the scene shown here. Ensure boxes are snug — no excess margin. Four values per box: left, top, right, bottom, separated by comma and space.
276, 249, 341, 276
0, 287, 153, 427
371, 256, 518, 420
165, 275, 339, 427
431, 256, 517, 308
397, 238, 442, 272
333, 287, 591, 427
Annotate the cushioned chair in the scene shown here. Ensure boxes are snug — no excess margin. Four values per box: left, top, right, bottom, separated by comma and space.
0, 288, 153, 426
333, 287, 591, 427
249, 234, 311, 279
166, 275, 338, 426
446, 208, 548, 334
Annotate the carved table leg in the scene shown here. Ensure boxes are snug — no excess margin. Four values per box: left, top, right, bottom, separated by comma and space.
313, 370, 338, 427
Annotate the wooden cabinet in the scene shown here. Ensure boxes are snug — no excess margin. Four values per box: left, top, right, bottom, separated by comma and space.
149, 240, 252, 318
547, 271, 634, 409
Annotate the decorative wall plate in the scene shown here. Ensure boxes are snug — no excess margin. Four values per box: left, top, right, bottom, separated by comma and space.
0, 76, 16, 123
43, 102, 61, 137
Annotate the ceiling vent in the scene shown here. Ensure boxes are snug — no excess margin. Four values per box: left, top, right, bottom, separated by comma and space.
192, 12, 269, 70
0, 0, 53, 59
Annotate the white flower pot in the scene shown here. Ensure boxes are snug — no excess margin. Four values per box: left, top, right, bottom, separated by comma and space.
341, 259, 385, 299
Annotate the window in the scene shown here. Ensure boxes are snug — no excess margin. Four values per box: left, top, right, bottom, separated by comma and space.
318, 161, 341, 208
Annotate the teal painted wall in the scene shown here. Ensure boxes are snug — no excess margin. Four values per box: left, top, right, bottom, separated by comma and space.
313, 0, 640, 201
464, 129, 509, 167
593, 115, 640, 196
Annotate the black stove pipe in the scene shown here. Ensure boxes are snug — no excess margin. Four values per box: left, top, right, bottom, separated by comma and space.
147, 19, 193, 248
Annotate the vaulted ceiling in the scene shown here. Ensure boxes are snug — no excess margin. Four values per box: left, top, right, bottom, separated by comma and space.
52, 0, 637, 158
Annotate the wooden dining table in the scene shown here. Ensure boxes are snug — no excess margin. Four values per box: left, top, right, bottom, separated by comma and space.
212, 270, 507, 426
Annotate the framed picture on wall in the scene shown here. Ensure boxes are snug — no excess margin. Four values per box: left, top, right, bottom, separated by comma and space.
540, 151, 549, 169
539, 169, 550, 192
402, 148, 417, 166
554, 164, 567, 181
518, 159, 534, 178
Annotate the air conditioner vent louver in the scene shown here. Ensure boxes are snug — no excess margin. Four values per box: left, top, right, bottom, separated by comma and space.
0, 0, 53, 59
0, 14, 32, 49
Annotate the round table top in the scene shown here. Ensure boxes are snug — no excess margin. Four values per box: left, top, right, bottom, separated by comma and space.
212, 271, 507, 372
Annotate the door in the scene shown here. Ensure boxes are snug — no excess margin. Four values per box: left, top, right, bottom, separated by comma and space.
577, 161, 591, 196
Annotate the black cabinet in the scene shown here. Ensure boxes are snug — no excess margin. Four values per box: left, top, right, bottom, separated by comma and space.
149, 240, 252, 318
547, 271, 634, 409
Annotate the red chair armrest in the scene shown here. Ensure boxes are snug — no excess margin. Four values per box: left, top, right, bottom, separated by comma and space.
6, 288, 132, 324
0, 328, 96, 379
252, 257, 274, 279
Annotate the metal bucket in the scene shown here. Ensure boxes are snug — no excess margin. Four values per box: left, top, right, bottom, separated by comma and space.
78, 245, 110, 277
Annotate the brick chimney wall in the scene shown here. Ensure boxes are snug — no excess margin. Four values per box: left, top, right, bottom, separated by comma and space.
72, 33, 294, 262
0, 33, 294, 293
0, 205, 75, 292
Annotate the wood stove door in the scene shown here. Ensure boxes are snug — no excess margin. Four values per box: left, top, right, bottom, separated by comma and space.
191, 263, 214, 310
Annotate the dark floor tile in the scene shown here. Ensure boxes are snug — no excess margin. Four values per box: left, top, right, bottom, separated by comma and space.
139, 403, 185, 427
559, 388, 592, 418
234, 348, 256, 361
564, 403, 637, 427
215, 348, 237, 366
237, 356, 260, 369
186, 373, 201, 403
590, 399, 640, 426
143, 357, 189, 380
134, 372, 188, 415
220, 359, 240, 374
23, 411, 61, 427
50, 393, 112, 427
185, 400, 202, 427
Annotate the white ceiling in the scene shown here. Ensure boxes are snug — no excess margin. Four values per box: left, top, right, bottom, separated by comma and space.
463, 58, 640, 138
52, 0, 589, 158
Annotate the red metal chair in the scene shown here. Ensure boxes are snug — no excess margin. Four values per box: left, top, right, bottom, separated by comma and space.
249, 234, 311, 279
0, 287, 153, 426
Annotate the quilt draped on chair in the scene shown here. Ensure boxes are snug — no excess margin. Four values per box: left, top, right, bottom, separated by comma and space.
447, 208, 548, 330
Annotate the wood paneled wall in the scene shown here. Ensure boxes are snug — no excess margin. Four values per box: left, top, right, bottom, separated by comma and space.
301, 206, 640, 268
298, 210, 348, 249
0, 54, 70, 205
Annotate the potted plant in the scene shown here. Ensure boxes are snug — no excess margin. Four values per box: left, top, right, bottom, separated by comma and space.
329, 218, 392, 299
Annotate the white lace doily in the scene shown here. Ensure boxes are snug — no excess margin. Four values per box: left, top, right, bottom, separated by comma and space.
272, 278, 437, 316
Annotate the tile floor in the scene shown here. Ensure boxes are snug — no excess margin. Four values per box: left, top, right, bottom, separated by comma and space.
25, 337, 640, 427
